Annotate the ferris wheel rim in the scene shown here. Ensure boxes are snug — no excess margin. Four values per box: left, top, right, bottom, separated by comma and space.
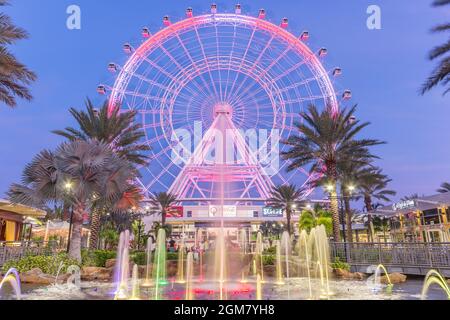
108, 13, 338, 115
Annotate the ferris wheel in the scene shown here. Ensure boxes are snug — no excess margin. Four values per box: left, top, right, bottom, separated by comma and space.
98, 5, 349, 201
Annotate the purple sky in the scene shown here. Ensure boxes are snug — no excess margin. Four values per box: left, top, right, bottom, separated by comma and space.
0, 0, 449, 205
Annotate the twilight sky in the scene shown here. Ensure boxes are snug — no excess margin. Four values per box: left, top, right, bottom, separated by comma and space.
0, 0, 449, 205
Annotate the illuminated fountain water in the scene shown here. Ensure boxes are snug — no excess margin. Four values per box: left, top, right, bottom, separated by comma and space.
130, 264, 141, 300
240, 229, 248, 283
0, 268, 21, 300
114, 230, 130, 300
255, 232, 265, 283
214, 227, 227, 300
275, 240, 284, 285
421, 270, 450, 300
176, 237, 185, 284
153, 228, 167, 300
141, 237, 153, 288
368, 264, 393, 294
185, 252, 194, 300
297, 230, 313, 299
309, 225, 331, 298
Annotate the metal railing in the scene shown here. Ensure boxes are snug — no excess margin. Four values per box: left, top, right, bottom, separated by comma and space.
0, 241, 59, 267
330, 242, 450, 270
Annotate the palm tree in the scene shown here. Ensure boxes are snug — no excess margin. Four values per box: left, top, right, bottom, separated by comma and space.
298, 207, 333, 235
53, 99, 150, 165
355, 167, 396, 242
53, 99, 150, 250
266, 184, 303, 234
401, 194, 420, 201
421, 0, 450, 95
0, 1, 36, 107
357, 168, 396, 212
282, 105, 384, 241
148, 192, 179, 226
437, 182, 450, 193
8, 140, 138, 261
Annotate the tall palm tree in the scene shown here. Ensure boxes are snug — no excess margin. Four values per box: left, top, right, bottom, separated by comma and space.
266, 184, 303, 234
357, 168, 396, 212
53, 99, 150, 250
355, 167, 396, 242
8, 140, 138, 261
437, 182, 450, 193
0, 0, 36, 107
148, 192, 179, 226
53, 99, 150, 165
282, 105, 384, 241
401, 194, 420, 201
421, 0, 450, 95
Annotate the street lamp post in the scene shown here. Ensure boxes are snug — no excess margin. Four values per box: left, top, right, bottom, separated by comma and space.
66, 206, 74, 254
64, 181, 74, 254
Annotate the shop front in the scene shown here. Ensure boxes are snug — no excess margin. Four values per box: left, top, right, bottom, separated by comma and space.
0, 199, 46, 243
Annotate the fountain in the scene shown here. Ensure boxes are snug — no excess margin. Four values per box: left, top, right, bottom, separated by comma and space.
185, 252, 194, 300
367, 264, 393, 294
54, 262, 65, 285
176, 237, 185, 284
421, 270, 450, 300
115, 230, 131, 300
239, 229, 248, 283
141, 237, 153, 288
66, 265, 81, 288
129, 264, 141, 300
256, 274, 262, 301
153, 228, 167, 300
297, 230, 313, 299
254, 232, 265, 283
0, 268, 21, 300
308, 225, 331, 297
275, 240, 284, 285
214, 227, 227, 300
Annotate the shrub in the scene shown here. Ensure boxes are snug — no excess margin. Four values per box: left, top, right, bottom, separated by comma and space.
2, 253, 80, 275
82, 250, 116, 267
167, 252, 179, 261
331, 257, 350, 271
262, 254, 275, 266
263, 247, 276, 255
130, 251, 146, 265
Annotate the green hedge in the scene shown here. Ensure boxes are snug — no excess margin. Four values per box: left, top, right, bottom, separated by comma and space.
331, 257, 351, 271
82, 250, 117, 268
2, 254, 80, 275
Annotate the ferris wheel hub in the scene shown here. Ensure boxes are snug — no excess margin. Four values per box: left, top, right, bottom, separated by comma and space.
214, 103, 233, 119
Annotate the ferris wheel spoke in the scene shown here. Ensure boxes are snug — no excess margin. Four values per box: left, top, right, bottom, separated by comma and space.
174, 33, 218, 102
139, 55, 206, 100
225, 25, 258, 102
223, 23, 238, 101
227, 35, 275, 104
157, 44, 213, 99
192, 26, 221, 100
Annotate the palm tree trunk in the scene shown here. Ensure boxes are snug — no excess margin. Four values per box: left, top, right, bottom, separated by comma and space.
364, 195, 374, 242
88, 207, 102, 251
161, 209, 166, 226
328, 164, 341, 242
343, 191, 353, 243
286, 208, 292, 235
69, 203, 85, 262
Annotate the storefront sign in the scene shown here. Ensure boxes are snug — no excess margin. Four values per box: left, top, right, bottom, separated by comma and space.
263, 207, 283, 217
209, 205, 237, 218
392, 200, 415, 211
167, 206, 184, 218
